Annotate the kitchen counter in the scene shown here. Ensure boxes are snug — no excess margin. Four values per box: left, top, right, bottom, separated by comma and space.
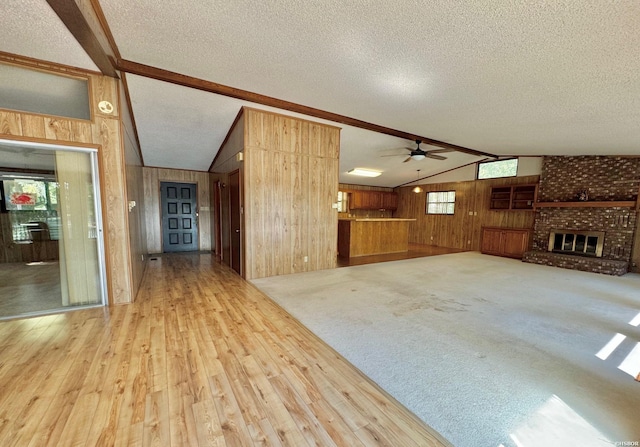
337, 218, 416, 257
338, 218, 416, 222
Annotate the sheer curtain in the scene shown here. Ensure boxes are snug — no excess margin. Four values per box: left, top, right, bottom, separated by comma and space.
55, 150, 100, 306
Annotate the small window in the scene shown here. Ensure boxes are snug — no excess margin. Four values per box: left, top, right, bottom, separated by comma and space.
337, 191, 348, 212
427, 191, 455, 214
478, 158, 518, 180
0, 63, 90, 120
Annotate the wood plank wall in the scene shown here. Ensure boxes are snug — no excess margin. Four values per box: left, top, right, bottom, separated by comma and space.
394, 175, 540, 251
338, 183, 394, 219
0, 52, 133, 305
210, 113, 245, 265
142, 167, 212, 254
120, 81, 147, 297
211, 108, 340, 280
0, 212, 59, 263
243, 108, 340, 279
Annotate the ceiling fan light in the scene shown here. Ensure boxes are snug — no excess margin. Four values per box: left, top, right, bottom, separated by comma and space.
411, 154, 426, 161
348, 168, 382, 177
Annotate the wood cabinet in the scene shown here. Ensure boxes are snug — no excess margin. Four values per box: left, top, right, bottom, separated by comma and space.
349, 190, 398, 210
481, 227, 531, 259
489, 184, 537, 210
338, 218, 414, 257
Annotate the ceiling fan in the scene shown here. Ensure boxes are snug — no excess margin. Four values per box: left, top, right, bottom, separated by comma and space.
383, 140, 454, 163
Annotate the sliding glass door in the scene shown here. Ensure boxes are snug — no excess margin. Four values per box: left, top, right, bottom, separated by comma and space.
0, 140, 106, 318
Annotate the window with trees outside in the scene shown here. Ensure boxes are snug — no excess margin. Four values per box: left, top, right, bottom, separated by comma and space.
1, 178, 60, 241
427, 191, 455, 215
477, 158, 518, 179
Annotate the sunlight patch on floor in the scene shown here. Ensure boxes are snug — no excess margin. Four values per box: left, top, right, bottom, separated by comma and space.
596, 333, 627, 360
618, 343, 640, 380
508, 395, 612, 447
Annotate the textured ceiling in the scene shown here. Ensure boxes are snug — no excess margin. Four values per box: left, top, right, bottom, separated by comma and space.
0, 0, 97, 71
1, 1, 639, 187
99, 0, 640, 158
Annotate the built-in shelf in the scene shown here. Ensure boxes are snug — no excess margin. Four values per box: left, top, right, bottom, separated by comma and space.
489, 184, 537, 211
534, 201, 636, 208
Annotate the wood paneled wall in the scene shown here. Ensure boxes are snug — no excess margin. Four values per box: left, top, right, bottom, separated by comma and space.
0, 53, 133, 305
120, 82, 147, 297
338, 183, 394, 219
212, 108, 340, 280
244, 109, 340, 279
142, 167, 212, 254
394, 175, 539, 251
210, 113, 244, 264
0, 213, 59, 263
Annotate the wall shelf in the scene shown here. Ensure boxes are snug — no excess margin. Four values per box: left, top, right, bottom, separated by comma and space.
534, 201, 636, 208
489, 184, 537, 211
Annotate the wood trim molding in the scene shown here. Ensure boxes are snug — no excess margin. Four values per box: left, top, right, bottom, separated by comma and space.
209, 108, 245, 172
116, 59, 497, 158
45, 0, 118, 77
120, 73, 144, 165
88, 0, 122, 61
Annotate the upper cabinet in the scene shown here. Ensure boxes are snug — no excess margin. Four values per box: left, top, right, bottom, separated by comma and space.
349, 190, 398, 210
489, 184, 537, 211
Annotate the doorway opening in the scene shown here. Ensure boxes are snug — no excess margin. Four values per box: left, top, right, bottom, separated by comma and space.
0, 139, 107, 319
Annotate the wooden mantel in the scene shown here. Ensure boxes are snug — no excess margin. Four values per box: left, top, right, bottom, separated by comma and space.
534, 201, 637, 209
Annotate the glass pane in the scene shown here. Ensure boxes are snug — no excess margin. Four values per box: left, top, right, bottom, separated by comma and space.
553, 234, 563, 251
478, 159, 518, 179
586, 236, 598, 254
0, 143, 103, 319
575, 235, 586, 253
446, 203, 455, 214
0, 63, 90, 120
563, 234, 575, 251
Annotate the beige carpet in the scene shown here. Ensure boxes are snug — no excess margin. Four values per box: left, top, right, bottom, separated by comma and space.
252, 252, 640, 447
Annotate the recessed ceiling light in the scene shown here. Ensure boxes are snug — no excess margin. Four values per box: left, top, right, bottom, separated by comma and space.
348, 168, 382, 177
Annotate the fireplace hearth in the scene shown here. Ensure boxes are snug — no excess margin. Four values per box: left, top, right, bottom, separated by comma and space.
548, 230, 604, 258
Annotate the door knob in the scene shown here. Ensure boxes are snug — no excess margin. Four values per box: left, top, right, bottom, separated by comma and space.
235, 229, 240, 233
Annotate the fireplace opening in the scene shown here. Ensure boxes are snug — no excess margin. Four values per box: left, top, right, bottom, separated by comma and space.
548, 230, 604, 257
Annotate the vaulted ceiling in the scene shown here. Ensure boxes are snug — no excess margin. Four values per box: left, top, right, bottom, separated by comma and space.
1, 1, 639, 187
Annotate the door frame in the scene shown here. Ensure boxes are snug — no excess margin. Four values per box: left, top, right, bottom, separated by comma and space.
0, 137, 108, 311
158, 180, 199, 252
214, 180, 222, 259
228, 169, 243, 276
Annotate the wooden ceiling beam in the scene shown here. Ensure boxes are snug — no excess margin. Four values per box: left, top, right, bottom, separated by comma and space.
46, 0, 118, 77
116, 59, 497, 159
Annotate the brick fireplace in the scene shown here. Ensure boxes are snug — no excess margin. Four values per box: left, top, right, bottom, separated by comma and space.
523, 156, 639, 275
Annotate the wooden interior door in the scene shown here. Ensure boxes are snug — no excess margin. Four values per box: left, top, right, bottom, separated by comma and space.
161, 182, 198, 252
228, 170, 242, 275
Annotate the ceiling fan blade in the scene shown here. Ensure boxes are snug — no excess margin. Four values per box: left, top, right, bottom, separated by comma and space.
425, 154, 447, 160
403, 157, 412, 163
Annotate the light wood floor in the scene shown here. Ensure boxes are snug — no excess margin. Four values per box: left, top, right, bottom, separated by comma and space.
0, 253, 451, 447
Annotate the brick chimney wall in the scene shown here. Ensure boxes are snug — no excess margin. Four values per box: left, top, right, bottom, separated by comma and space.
524, 156, 640, 275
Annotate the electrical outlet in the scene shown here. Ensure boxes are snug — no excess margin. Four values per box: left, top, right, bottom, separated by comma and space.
303, 256, 308, 262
